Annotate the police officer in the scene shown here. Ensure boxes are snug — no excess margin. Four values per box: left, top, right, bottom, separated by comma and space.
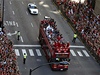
72, 33, 77, 43
23, 53, 27, 64
17, 31, 20, 41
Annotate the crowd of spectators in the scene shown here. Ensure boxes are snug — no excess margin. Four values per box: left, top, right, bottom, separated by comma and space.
54, 0, 100, 58
0, 27, 20, 75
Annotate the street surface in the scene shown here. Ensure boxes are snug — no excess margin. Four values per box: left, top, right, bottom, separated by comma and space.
4, 0, 100, 75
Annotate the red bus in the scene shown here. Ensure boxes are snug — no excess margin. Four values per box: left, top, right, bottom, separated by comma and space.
39, 16, 70, 71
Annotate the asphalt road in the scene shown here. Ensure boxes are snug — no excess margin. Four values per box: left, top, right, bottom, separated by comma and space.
4, 0, 100, 75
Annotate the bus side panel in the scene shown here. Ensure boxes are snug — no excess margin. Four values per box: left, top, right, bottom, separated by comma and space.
39, 28, 52, 61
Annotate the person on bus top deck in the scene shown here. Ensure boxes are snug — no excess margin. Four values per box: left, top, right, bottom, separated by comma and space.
41, 18, 47, 24
41, 20, 44, 24
60, 43, 69, 52
46, 26, 53, 36
60, 36, 65, 43
53, 28, 60, 36
49, 19, 56, 26
46, 24, 54, 32
48, 32, 52, 40
57, 34, 62, 41
41, 16, 49, 24
50, 18, 54, 23
53, 24, 57, 29
53, 40, 61, 48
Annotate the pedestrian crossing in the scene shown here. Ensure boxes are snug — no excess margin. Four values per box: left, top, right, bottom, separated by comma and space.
14, 48, 90, 57
4, 21, 19, 27
29, 49, 34, 56
70, 50, 76, 56
14, 48, 42, 57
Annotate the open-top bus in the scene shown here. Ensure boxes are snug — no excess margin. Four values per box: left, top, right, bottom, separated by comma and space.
39, 16, 70, 71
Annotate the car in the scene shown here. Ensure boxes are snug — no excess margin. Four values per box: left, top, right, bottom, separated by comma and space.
28, 3, 38, 15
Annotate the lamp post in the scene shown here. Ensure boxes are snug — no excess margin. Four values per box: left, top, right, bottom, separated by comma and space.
29, 61, 70, 75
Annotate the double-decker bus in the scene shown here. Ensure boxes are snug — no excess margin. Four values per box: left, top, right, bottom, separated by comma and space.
39, 16, 70, 71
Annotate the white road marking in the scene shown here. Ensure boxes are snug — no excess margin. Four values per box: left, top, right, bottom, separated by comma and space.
26, 11, 28, 15
14, 48, 90, 57
9, 21, 13, 25
16, 22, 19, 27
31, 23, 33, 27
22, 49, 27, 56
5, 21, 9, 25
9, 1, 12, 4
4, 21, 19, 27
37, 59, 41, 61
77, 51, 83, 56
7, 21, 15, 26
82, 50, 90, 57
39, 12, 41, 15
22, 2, 24, 4
43, 4, 49, 8
12, 11, 15, 15
70, 49, 76, 56
37, 37, 39, 40
13, 45, 85, 48
36, 49, 42, 56
4, 9, 5, 11
70, 45, 85, 48
13, 21, 16, 26
4, 21, 7, 26
29, 49, 34, 56
13, 45, 41, 47
20, 36, 24, 42
15, 49, 20, 56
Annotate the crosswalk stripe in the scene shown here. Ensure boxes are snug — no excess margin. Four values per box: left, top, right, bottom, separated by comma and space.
70, 49, 76, 56
82, 50, 90, 57
4, 22, 7, 26
29, 49, 34, 56
15, 49, 20, 56
14, 48, 90, 57
9, 21, 13, 25
4, 21, 18, 26
36, 49, 42, 56
77, 51, 83, 56
13, 21, 16, 26
5, 21, 9, 25
22, 49, 27, 56
16, 22, 19, 27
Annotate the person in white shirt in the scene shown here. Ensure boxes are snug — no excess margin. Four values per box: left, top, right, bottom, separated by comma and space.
46, 25, 54, 32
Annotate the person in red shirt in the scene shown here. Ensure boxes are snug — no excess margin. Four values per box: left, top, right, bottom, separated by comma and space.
57, 35, 61, 41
